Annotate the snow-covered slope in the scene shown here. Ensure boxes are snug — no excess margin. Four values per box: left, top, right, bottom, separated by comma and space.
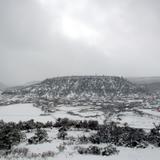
2, 76, 146, 101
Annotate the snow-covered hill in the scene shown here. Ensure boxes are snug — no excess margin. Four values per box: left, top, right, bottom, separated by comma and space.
2, 76, 146, 101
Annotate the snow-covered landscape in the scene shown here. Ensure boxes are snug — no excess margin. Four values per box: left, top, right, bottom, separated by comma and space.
0, 76, 160, 159
1, 0, 160, 159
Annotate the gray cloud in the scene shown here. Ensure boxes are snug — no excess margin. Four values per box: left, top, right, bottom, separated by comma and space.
0, 0, 160, 85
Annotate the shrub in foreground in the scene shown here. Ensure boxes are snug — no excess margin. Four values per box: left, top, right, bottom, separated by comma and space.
28, 128, 48, 144
0, 123, 23, 150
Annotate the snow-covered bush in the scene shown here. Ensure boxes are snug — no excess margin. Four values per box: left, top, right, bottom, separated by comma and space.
11, 147, 29, 157
0, 123, 23, 150
101, 145, 119, 156
78, 145, 119, 156
57, 127, 68, 140
89, 122, 148, 148
17, 120, 54, 130
148, 124, 160, 147
28, 128, 48, 144
57, 144, 66, 152
79, 135, 89, 144
41, 151, 55, 158
54, 118, 99, 130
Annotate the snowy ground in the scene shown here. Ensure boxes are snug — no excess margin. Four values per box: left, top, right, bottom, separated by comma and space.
0, 103, 105, 124
138, 108, 160, 117
2, 145, 160, 160
51, 105, 105, 124
0, 103, 160, 159
6, 126, 160, 160
0, 103, 53, 123
51, 146, 160, 160
111, 111, 160, 129
1, 103, 160, 129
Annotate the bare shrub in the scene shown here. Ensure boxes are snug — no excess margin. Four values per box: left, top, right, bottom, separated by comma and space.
11, 147, 29, 157
41, 151, 55, 158
78, 145, 119, 156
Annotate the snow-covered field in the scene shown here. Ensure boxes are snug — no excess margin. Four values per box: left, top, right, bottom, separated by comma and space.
6, 127, 160, 160
1, 145, 160, 160
138, 108, 160, 117
0, 103, 160, 159
52, 105, 105, 124
0, 103, 105, 124
111, 111, 160, 129
51, 146, 160, 160
1, 103, 160, 129
0, 103, 53, 123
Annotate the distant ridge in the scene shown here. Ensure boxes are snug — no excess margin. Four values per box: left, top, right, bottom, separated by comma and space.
127, 77, 160, 84
127, 77, 160, 92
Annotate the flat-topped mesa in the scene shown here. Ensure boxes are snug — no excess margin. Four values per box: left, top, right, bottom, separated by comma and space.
2, 76, 147, 100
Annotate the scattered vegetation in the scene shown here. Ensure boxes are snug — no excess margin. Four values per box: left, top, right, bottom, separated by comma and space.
0, 121, 24, 150
1, 118, 160, 149
57, 126, 68, 140
148, 123, 160, 147
78, 145, 119, 156
17, 119, 53, 130
54, 118, 99, 130
41, 151, 55, 158
11, 147, 29, 157
28, 128, 48, 144
88, 122, 148, 148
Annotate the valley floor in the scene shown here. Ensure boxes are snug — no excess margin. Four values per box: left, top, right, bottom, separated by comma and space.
0, 103, 160, 159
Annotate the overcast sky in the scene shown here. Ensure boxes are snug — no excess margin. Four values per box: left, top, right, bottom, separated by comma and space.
0, 0, 160, 86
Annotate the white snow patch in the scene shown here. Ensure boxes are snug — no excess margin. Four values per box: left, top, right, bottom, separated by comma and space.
51, 105, 105, 124
139, 109, 160, 117
0, 103, 53, 123
111, 111, 160, 129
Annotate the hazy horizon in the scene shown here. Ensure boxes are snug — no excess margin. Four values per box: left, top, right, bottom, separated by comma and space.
1, 0, 160, 86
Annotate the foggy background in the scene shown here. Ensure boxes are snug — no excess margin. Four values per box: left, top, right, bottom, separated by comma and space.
0, 0, 160, 86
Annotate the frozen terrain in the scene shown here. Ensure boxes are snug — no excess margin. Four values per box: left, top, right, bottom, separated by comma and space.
0, 103, 105, 124
0, 102, 160, 160
0, 103, 53, 123
0, 76, 160, 159
111, 111, 160, 129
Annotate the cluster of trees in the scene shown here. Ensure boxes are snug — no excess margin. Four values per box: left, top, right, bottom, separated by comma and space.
0, 120, 52, 150
85, 122, 160, 148
0, 121, 23, 150
148, 124, 160, 147
28, 129, 48, 144
0, 121, 50, 151
54, 118, 160, 148
54, 118, 99, 130
0, 118, 160, 151
88, 122, 147, 148
16, 119, 53, 130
